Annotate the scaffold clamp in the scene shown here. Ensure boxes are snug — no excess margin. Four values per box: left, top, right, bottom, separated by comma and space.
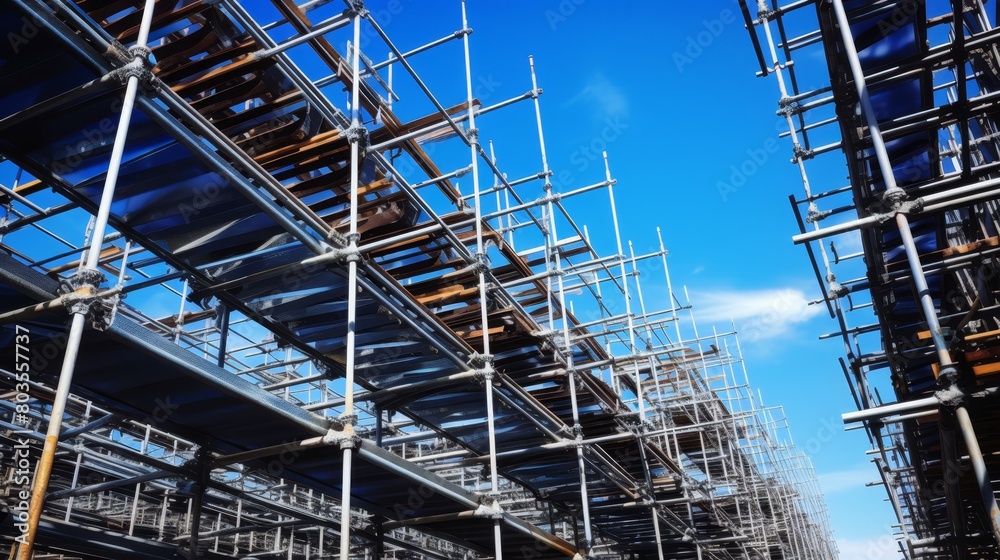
806, 203, 831, 223
324, 425, 360, 449
346, 0, 368, 18
474, 497, 504, 520
935, 380, 964, 409
105, 42, 156, 86
345, 124, 370, 154
59, 268, 118, 331
776, 96, 801, 116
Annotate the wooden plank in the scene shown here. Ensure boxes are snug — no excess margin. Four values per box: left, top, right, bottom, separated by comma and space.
972, 361, 1000, 376
47, 247, 124, 274
942, 236, 1000, 258
965, 328, 1000, 344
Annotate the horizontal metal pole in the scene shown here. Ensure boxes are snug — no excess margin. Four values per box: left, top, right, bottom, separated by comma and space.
371, 29, 470, 71
410, 165, 472, 190
258, 12, 351, 58
213, 432, 336, 465
369, 89, 538, 153
47, 469, 174, 500
262, 371, 325, 390
460, 170, 550, 201
480, 180, 611, 223
60, 413, 119, 439
502, 253, 624, 289
794, 172, 1000, 245
841, 396, 939, 424
0, 286, 121, 324
383, 510, 477, 530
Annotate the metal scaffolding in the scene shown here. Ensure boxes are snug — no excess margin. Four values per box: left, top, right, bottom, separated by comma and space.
740, 0, 1000, 558
0, 1, 834, 559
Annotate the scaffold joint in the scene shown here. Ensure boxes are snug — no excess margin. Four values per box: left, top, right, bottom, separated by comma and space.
869, 188, 924, 223
345, 124, 370, 151
344, 232, 361, 262
792, 144, 814, 162
474, 496, 504, 519
324, 426, 360, 449
806, 203, 831, 223
469, 353, 495, 383
475, 249, 490, 267
935, 379, 964, 409
346, 0, 368, 18
755, 0, 775, 22
59, 268, 118, 330
776, 96, 801, 116
105, 42, 156, 86
827, 279, 848, 299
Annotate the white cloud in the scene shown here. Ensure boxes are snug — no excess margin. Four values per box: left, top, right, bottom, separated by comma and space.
836, 535, 905, 560
818, 468, 874, 494
565, 73, 629, 118
691, 287, 823, 341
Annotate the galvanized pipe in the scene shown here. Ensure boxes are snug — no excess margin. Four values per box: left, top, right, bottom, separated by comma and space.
459, 2, 504, 557
336, 8, 364, 560
16, 2, 157, 558
530, 53, 594, 554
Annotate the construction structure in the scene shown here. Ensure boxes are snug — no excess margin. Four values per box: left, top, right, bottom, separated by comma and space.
741, 0, 1000, 558
0, 1, 836, 558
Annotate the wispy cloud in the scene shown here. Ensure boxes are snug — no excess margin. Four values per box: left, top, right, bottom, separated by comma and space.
565, 73, 629, 118
819, 468, 874, 495
691, 287, 823, 341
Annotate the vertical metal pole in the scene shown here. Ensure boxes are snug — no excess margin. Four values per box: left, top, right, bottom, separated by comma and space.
63, 401, 90, 523
216, 303, 230, 368
956, 405, 1000, 540
603, 153, 667, 556
174, 278, 189, 344
386, 53, 393, 112
489, 141, 502, 231
529, 54, 594, 554
629, 240, 668, 433
16, 2, 157, 557
339, 6, 364, 560
461, 3, 503, 557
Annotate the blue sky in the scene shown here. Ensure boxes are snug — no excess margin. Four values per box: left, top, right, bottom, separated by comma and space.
350, 0, 900, 555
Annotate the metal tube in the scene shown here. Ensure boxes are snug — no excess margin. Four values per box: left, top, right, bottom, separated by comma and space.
337, 7, 364, 560
15, 2, 157, 557
832, 0, 915, 198
371, 29, 468, 71
841, 396, 939, 424
956, 405, 1000, 543
531, 53, 594, 553
459, 3, 503, 557
259, 13, 351, 58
